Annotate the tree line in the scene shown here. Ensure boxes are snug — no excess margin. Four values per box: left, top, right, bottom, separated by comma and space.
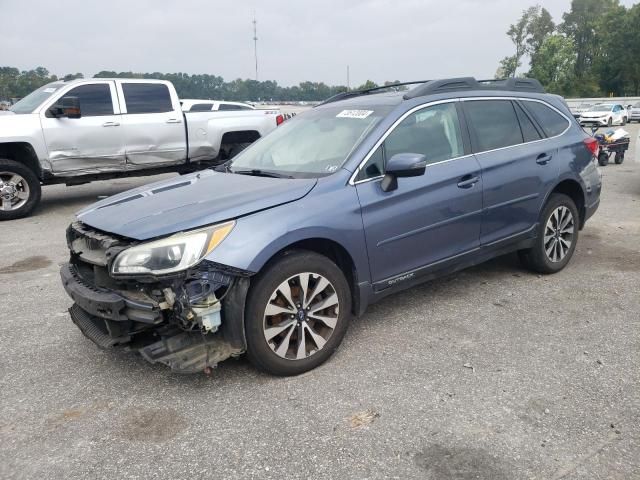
497, 0, 640, 96
0, 66, 399, 103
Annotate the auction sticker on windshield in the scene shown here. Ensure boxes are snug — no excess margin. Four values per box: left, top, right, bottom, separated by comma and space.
336, 110, 374, 119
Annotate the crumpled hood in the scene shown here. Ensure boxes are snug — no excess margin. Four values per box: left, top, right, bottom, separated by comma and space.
77, 169, 317, 240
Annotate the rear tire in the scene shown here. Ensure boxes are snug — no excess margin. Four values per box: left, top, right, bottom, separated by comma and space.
245, 250, 352, 376
0, 158, 41, 221
519, 193, 579, 274
614, 153, 624, 164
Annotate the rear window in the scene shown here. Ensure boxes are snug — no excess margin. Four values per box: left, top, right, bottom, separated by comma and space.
122, 83, 173, 114
189, 103, 213, 112
218, 103, 252, 111
465, 100, 523, 152
523, 101, 570, 138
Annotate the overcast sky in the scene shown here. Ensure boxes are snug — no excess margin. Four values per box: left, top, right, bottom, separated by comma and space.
1, 0, 637, 87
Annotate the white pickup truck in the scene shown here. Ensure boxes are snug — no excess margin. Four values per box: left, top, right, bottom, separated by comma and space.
0, 78, 284, 220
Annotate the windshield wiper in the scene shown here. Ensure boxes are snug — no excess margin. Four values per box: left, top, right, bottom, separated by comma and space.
231, 169, 293, 179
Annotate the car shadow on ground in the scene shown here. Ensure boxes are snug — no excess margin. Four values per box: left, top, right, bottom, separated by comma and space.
90, 253, 528, 388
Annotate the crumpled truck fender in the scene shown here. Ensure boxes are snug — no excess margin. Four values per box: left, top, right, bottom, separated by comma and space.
0, 113, 51, 173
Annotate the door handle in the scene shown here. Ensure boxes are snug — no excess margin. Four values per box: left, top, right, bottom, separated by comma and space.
457, 175, 480, 189
536, 153, 553, 165
166, 118, 182, 124
102, 121, 120, 127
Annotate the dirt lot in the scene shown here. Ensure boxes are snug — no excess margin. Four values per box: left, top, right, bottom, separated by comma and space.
1, 124, 639, 479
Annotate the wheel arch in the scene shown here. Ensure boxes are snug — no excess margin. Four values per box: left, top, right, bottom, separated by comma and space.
257, 237, 361, 316
220, 130, 261, 146
547, 178, 586, 228
0, 142, 42, 180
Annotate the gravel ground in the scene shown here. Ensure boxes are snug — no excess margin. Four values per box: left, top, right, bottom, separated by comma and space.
1, 124, 639, 480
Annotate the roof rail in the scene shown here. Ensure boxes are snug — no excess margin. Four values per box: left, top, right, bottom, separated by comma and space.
318, 80, 430, 106
403, 76, 545, 100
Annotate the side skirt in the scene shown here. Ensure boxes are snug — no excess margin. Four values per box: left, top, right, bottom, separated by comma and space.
369, 227, 537, 303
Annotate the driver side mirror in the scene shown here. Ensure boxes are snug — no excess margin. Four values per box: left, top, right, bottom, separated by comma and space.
49, 96, 81, 119
380, 153, 427, 192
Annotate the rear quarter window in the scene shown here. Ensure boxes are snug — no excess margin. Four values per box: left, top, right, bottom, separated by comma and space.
522, 101, 570, 138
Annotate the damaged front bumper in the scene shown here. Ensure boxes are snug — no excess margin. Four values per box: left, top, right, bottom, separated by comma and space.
60, 222, 251, 374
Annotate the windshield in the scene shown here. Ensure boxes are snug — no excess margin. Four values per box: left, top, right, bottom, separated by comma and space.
229, 105, 392, 177
10, 83, 64, 114
591, 105, 612, 112
633, 102, 640, 108
578, 104, 592, 109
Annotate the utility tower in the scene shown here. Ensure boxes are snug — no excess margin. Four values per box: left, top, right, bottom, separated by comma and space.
253, 12, 258, 81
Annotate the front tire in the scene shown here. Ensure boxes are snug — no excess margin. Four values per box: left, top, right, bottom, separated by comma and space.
245, 251, 352, 376
0, 159, 41, 221
607, 117, 613, 127
519, 194, 579, 274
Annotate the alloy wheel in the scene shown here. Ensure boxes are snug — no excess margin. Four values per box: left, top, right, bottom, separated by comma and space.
263, 272, 339, 360
0, 171, 30, 211
544, 206, 574, 263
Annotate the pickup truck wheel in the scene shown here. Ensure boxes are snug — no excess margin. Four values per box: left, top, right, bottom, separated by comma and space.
245, 251, 351, 376
518, 193, 579, 274
0, 159, 41, 221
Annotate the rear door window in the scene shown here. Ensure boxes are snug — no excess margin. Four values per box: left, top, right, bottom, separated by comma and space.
523, 101, 570, 137
61, 84, 113, 116
464, 100, 523, 151
122, 83, 173, 114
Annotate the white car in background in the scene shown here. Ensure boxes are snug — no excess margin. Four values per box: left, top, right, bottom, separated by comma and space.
627, 101, 640, 123
570, 103, 593, 119
181, 99, 255, 112
579, 103, 629, 127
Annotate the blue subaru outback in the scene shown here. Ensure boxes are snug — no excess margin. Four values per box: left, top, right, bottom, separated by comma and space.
61, 77, 602, 376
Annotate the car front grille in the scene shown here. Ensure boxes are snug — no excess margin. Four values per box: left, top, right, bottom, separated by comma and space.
66, 222, 132, 288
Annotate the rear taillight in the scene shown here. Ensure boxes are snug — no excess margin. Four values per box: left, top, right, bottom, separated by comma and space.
584, 137, 599, 157
276, 114, 284, 126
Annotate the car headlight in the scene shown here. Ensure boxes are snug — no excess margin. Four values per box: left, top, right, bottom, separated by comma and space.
111, 221, 235, 275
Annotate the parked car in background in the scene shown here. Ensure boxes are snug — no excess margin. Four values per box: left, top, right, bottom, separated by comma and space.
628, 102, 640, 123
181, 99, 255, 112
570, 103, 593, 119
579, 103, 628, 127
60, 77, 601, 376
0, 78, 285, 220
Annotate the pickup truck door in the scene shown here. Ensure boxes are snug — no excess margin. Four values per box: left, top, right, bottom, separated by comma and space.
116, 81, 187, 166
40, 81, 125, 173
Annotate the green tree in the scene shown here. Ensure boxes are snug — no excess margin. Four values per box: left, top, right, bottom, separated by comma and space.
561, 0, 618, 79
528, 35, 576, 94
356, 80, 378, 90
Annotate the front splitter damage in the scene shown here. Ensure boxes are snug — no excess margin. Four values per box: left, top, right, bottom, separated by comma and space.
62, 257, 251, 374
